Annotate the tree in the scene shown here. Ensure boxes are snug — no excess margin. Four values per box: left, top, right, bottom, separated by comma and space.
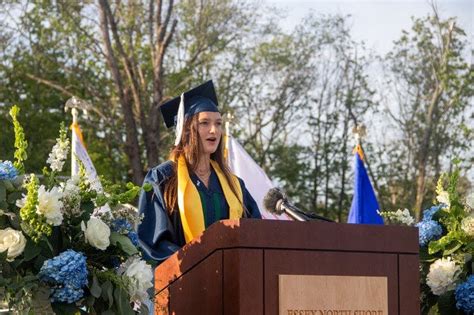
0, 0, 263, 184
383, 5, 474, 220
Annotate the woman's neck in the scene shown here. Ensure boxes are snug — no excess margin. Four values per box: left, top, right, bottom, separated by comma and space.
196, 154, 211, 173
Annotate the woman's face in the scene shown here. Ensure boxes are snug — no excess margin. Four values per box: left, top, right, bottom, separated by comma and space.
197, 111, 222, 155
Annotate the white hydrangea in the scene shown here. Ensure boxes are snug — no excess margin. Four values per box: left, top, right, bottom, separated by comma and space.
119, 256, 153, 304
426, 257, 461, 295
46, 136, 70, 172
36, 185, 64, 226
466, 192, 474, 210
61, 176, 82, 216
436, 191, 450, 208
461, 216, 474, 237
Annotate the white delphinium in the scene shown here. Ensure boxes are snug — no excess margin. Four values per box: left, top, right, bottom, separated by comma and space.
16, 194, 26, 208
0, 228, 27, 261
118, 256, 153, 305
461, 216, 474, 237
81, 217, 110, 250
426, 257, 462, 295
46, 129, 70, 172
395, 208, 415, 226
61, 176, 82, 216
36, 185, 64, 226
436, 190, 451, 208
377, 208, 415, 226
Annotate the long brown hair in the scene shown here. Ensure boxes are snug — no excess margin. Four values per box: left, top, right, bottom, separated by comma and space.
164, 114, 248, 216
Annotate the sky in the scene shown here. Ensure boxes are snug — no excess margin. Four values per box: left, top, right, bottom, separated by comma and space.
266, 0, 473, 180
266, 0, 473, 57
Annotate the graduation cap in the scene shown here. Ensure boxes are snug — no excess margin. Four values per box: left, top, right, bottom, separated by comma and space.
160, 80, 219, 146
160, 80, 219, 128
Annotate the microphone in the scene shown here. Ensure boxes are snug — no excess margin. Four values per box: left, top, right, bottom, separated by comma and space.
263, 188, 334, 222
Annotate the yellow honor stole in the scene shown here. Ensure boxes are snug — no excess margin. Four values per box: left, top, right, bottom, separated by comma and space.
176, 155, 244, 243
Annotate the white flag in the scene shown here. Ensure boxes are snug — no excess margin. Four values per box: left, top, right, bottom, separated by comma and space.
71, 122, 103, 193
226, 135, 290, 220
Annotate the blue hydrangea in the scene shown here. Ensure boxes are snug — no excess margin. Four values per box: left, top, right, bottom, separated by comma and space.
39, 250, 88, 303
111, 218, 133, 232
50, 284, 85, 304
455, 275, 474, 313
112, 218, 138, 245
0, 160, 18, 180
416, 219, 443, 246
128, 230, 139, 246
110, 256, 121, 268
422, 205, 443, 221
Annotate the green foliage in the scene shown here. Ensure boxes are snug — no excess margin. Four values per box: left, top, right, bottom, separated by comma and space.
19, 174, 52, 242
110, 232, 138, 256
85, 268, 137, 315
0, 107, 152, 313
420, 170, 472, 314
8, 106, 28, 174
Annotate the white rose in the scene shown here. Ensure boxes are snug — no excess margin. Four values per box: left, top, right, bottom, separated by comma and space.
461, 216, 474, 237
426, 257, 461, 295
36, 185, 64, 226
0, 228, 27, 261
81, 217, 110, 250
124, 257, 153, 302
436, 191, 450, 208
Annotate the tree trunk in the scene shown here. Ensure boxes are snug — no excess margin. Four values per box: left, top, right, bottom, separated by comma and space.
98, 0, 144, 184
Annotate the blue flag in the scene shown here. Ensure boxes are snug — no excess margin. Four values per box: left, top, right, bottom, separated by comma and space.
347, 152, 384, 224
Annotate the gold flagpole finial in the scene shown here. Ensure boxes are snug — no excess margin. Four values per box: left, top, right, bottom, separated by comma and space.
352, 124, 366, 160
352, 124, 367, 144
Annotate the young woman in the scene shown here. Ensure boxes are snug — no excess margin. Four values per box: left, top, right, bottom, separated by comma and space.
138, 80, 261, 264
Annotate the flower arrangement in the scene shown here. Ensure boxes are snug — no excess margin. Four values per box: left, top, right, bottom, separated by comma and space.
381, 167, 473, 314
0, 106, 153, 314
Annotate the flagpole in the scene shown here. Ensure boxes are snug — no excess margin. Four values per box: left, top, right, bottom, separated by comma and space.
352, 124, 366, 160
71, 107, 79, 176
64, 96, 93, 177
224, 113, 234, 161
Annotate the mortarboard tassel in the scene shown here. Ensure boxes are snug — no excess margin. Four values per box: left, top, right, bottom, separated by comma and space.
174, 93, 185, 146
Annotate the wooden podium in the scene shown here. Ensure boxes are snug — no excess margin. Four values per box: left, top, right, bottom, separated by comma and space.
154, 219, 419, 315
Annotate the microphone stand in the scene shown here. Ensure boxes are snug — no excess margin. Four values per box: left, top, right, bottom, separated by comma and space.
283, 201, 335, 223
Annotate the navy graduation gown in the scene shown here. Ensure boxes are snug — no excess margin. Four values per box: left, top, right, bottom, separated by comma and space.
137, 160, 261, 264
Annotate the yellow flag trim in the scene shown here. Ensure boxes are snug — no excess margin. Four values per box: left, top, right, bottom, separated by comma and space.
70, 122, 86, 149
177, 155, 243, 243
353, 143, 365, 161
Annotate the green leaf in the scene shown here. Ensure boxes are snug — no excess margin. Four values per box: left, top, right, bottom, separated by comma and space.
109, 232, 138, 256
437, 291, 460, 315
51, 303, 83, 315
0, 250, 7, 263
140, 302, 150, 315
22, 240, 42, 261
419, 246, 437, 262
81, 200, 95, 217
90, 273, 102, 298
101, 280, 114, 309
443, 242, 462, 256
7, 191, 23, 204
114, 286, 134, 315
0, 184, 6, 203
143, 183, 152, 192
